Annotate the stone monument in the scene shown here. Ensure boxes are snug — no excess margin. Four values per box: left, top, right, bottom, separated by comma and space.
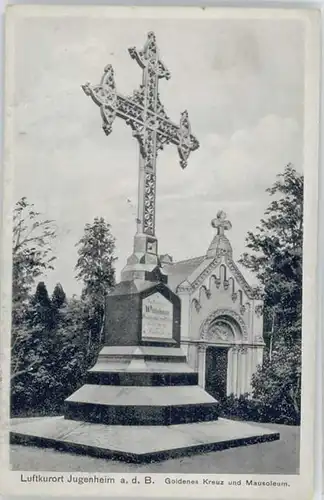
81, 31, 198, 349
10, 33, 279, 462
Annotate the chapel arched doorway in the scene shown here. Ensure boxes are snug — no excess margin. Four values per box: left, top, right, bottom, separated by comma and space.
200, 311, 244, 400
205, 346, 229, 400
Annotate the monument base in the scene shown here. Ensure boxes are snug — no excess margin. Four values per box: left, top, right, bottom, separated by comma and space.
9, 346, 280, 463
10, 416, 280, 464
64, 346, 220, 425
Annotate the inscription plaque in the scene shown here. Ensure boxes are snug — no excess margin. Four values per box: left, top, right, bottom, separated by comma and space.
142, 292, 173, 340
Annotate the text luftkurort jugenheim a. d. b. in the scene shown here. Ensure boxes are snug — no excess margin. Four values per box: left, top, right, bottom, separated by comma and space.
19, 474, 291, 488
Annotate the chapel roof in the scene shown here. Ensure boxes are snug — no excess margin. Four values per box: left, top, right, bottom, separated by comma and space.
160, 210, 261, 296
162, 256, 205, 292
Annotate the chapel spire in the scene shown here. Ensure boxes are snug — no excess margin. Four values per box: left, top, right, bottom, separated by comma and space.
206, 210, 233, 258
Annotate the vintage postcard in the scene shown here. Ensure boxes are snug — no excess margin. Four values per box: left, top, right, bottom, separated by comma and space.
0, 5, 320, 499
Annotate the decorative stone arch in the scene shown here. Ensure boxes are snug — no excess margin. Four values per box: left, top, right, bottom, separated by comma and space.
191, 298, 201, 313
200, 308, 248, 341
228, 277, 235, 294
197, 309, 250, 398
219, 264, 227, 281
198, 285, 211, 301
209, 274, 221, 290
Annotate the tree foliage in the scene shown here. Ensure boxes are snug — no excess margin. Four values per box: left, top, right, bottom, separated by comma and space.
75, 217, 117, 343
251, 337, 301, 424
11, 199, 57, 384
75, 217, 116, 300
12, 197, 56, 315
11, 289, 89, 415
52, 283, 66, 309
10, 203, 119, 416
240, 164, 303, 343
239, 164, 303, 424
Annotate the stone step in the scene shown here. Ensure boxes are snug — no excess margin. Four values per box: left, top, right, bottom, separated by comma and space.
10, 416, 280, 463
89, 359, 194, 374
66, 384, 215, 406
88, 346, 194, 379
64, 401, 219, 425
94, 345, 188, 362
90, 359, 194, 370
64, 385, 219, 425
86, 371, 198, 386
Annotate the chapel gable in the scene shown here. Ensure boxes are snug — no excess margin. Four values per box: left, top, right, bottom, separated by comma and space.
162, 210, 264, 347
161, 210, 265, 398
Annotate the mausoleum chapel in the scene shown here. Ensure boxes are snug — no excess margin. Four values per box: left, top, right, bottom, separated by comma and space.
161, 210, 265, 401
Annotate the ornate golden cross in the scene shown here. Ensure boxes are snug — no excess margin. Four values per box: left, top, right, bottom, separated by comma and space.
82, 32, 199, 241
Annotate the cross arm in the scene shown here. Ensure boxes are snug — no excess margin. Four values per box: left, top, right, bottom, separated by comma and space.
128, 31, 171, 80
82, 65, 199, 169
82, 65, 118, 136
157, 110, 200, 169
116, 99, 200, 169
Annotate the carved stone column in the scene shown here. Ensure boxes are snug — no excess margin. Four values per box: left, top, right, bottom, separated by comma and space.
256, 345, 264, 366
237, 347, 242, 396
231, 346, 239, 396
226, 347, 232, 396
239, 346, 248, 395
197, 344, 207, 388
245, 347, 253, 394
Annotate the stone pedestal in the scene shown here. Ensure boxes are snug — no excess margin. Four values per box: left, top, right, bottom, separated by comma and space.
64, 345, 219, 426
10, 277, 280, 462
104, 280, 180, 347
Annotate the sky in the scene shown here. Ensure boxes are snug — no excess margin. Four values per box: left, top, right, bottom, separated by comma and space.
10, 11, 305, 297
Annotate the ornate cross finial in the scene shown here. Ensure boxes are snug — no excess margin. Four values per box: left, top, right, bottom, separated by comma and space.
82, 32, 199, 240
83, 32, 199, 282
211, 210, 232, 236
128, 31, 170, 80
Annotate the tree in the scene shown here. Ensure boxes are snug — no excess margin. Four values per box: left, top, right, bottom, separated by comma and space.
75, 217, 117, 346
75, 217, 116, 302
240, 164, 303, 345
51, 282, 67, 329
52, 283, 66, 310
54, 297, 92, 397
10, 323, 42, 383
11, 281, 53, 406
12, 197, 56, 314
251, 337, 301, 424
11, 288, 92, 416
239, 164, 303, 424
32, 280, 55, 332
11, 199, 57, 384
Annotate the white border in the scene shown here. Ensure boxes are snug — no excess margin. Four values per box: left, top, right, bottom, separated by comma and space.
0, 5, 321, 499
